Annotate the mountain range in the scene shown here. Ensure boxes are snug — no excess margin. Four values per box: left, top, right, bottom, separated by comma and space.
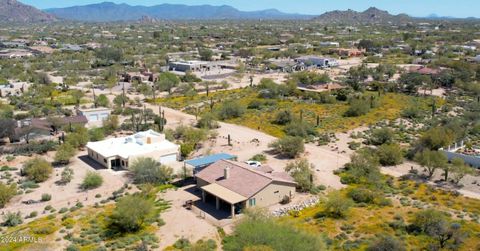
314, 7, 412, 24
1, 0, 478, 24
45, 2, 312, 22
0, 0, 56, 23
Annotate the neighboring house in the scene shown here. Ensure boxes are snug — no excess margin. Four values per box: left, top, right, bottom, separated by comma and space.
77, 107, 112, 123
196, 160, 296, 218
86, 130, 180, 169
331, 48, 364, 57
168, 60, 212, 72
295, 56, 339, 68
13, 115, 88, 142
408, 66, 443, 76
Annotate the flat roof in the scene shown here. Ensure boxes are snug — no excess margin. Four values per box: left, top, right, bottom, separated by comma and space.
202, 183, 247, 204
86, 130, 179, 159
185, 153, 236, 168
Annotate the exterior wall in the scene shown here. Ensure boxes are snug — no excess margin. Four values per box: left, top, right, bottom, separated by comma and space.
247, 182, 296, 208
441, 150, 480, 168
79, 109, 111, 123
196, 178, 210, 188
87, 148, 110, 168
128, 148, 179, 165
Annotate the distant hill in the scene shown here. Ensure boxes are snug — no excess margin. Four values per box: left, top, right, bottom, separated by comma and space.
45, 2, 312, 22
314, 7, 412, 24
0, 0, 56, 23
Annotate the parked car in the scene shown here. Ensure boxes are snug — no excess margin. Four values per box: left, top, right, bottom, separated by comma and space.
245, 161, 261, 168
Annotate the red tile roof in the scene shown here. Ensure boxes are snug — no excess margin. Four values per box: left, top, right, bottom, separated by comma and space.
196, 160, 296, 198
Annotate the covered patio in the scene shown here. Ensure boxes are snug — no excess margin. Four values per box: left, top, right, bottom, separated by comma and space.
201, 183, 246, 218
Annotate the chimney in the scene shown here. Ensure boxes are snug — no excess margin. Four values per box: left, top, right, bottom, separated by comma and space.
224, 167, 230, 179
146, 137, 152, 144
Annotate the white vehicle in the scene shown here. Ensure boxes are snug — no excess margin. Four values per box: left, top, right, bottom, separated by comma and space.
245, 161, 261, 168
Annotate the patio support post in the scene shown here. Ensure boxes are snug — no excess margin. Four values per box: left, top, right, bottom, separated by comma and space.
202, 190, 206, 202
231, 204, 235, 219
216, 197, 220, 210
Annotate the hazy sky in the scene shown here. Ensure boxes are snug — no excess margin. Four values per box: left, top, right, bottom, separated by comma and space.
20, 0, 480, 18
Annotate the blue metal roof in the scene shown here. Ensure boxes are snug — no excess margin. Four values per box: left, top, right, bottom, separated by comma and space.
185, 153, 236, 168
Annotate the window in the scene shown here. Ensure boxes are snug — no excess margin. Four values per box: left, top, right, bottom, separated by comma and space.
104, 158, 107, 163
274, 191, 279, 194
249, 198, 256, 206
121, 160, 124, 166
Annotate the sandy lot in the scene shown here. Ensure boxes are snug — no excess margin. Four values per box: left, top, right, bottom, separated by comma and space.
156, 185, 220, 249
0, 150, 129, 221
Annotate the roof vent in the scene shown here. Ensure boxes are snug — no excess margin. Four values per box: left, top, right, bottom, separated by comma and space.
224, 167, 230, 179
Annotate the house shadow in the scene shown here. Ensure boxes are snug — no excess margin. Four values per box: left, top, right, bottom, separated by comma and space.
184, 185, 233, 221
77, 155, 125, 172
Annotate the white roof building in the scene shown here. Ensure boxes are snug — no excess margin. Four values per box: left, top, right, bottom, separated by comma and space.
86, 130, 180, 169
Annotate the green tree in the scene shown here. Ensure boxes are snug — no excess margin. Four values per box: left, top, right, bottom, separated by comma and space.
199, 48, 213, 61
413, 209, 463, 248
129, 157, 174, 184
70, 90, 84, 107
0, 182, 17, 208
377, 143, 404, 166
414, 150, 447, 178
102, 115, 119, 134
54, 143, 76, 165
285, 159, 315, 192
95, 94, 110, 107
22, 157, 53, 183
450, 158, 474, 184
157, 72, 180, 94
269, 136, 305, 159
284, 121, 318, 139
107, 195, 154, 233
81, 172, 103, 190
343, 148, 381, 184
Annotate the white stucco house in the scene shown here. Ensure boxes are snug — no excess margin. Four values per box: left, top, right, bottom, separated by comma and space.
86, 130, 180, 169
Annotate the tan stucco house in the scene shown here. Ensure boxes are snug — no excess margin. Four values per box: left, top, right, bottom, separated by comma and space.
195, 159, 296, 218
86, 130, 180, 169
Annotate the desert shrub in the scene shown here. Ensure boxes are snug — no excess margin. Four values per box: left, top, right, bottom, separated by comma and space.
41, 193, 52, 201
377, 143, 404, 166
269, 136, 304, 158
59, 167, 74, 185
22, 157, 53, 183
285, 159, 315, 192
320, 191, 354, 219
0, 182, 16, 208
348, 188, 375, 204
368, 128, 394, 145
223, 210, 325, 251
343, 148, 381, 185
81, 172, 103, 190
107, 195, 155, 233
88, 128, 105, 141
367, 235, 406, 251
344, 98, 371, 117
129, 157, 173, 185
273, 110, 293, 125
249, 154, 267, 162
196, 112, 219, 129
54, 143, 76, 165
0, 140, 57, 155
284, 121, 318, 139
217, 101, 245, 120
2, 211, 22, 226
